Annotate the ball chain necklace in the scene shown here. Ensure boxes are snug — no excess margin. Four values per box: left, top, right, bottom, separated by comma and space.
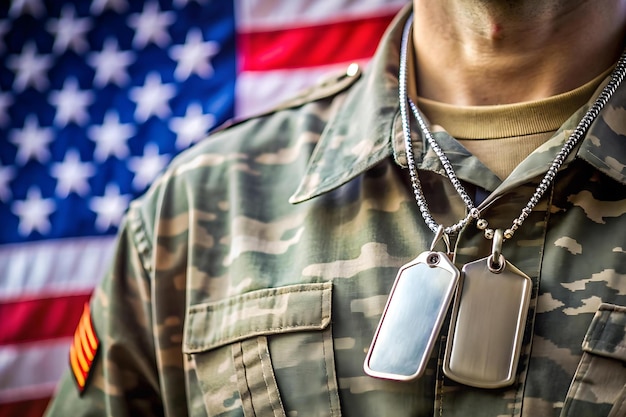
365, 15, 626, 388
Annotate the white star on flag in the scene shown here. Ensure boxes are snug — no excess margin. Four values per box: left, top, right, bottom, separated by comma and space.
87, 38, 135, 87
46, 4, 92, 54
49, 78, 95, 127
11, 187, 56, 236
88, 111, 136, 162
89, 184, 132, 231
169, 28, 220, 81
129, 72, 176, 122
9, 114, 54, 165
169, 103, 215, 149
6, 41, 53, 92
50, 149, 96, 197
128, 2, 175, 48
128, 143, 170, 190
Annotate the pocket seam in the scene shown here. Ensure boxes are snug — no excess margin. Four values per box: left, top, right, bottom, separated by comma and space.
583, 303, 626, 362
184, 282, 332, 353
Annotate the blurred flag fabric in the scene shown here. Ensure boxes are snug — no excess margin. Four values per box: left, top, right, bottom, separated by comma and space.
0, 0, 404, 416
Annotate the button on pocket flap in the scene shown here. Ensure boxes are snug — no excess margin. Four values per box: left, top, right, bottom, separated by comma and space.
582, 303, 626, 362
183, 282, 332, 353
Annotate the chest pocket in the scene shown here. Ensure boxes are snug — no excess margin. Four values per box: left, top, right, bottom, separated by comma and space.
183, 282, 342, 417
561, 304, 626, 417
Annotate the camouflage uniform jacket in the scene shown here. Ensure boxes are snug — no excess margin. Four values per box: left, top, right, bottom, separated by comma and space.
46, 6, 626, 417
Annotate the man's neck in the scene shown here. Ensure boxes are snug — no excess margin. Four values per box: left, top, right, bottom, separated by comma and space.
412, 0, 626, 105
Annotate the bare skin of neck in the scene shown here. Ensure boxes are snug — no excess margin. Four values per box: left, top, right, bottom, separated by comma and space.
412, 0, 626, 105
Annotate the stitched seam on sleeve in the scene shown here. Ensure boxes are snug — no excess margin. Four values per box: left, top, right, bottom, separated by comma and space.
127, 202, 154, 276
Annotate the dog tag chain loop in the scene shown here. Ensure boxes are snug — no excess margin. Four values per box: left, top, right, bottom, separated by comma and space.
365, 15, 626, 388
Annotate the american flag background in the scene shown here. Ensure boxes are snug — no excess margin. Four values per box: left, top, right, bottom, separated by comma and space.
0, 0, 405, 416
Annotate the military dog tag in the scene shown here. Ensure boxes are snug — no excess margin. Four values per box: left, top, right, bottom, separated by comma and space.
443, 253, 532, 388
364, 250, 460, 381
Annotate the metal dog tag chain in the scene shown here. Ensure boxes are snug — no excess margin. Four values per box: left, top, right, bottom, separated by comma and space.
368, 15, 626, 387
364, 228, 460, 381
443, 230, 532, 388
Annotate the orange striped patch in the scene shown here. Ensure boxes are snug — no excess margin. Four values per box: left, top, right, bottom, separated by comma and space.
70, 303, 99, 394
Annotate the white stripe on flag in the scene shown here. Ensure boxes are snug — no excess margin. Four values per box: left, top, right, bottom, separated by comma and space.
235, 0, 407, 30
0, 236, 116, 301
0, 339, 71, 403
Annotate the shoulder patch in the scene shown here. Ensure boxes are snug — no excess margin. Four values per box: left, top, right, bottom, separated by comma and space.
69, 303, 99, 394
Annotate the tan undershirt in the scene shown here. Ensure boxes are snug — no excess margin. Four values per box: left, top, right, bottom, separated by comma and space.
411, 66, 612, 180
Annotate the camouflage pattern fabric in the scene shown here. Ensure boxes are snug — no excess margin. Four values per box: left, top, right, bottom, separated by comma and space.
45, 5, 626, 417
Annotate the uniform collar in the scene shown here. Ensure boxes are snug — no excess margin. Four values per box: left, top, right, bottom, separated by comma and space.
576, 72, 626, 184
289, 5, 626, 204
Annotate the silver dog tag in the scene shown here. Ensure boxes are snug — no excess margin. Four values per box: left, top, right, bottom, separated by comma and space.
364, 251, 460, 381
443, 255, 532, 388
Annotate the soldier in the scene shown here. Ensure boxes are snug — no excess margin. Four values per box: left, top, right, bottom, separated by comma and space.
46, 0, 626, 416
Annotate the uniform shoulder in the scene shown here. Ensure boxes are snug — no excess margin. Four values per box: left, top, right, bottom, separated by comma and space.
134, 63, 363, 208
261, 63, 362, 115
215, 62, 363, 132
169, 62, 363, 165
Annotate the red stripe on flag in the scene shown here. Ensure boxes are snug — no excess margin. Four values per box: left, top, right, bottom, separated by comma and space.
0, 293, 91, 346
0, 396, 51, 417
238, 13, 395, 71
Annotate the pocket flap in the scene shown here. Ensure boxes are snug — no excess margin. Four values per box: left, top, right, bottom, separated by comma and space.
582, 303, 626, 362
183, 282, 332, 353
